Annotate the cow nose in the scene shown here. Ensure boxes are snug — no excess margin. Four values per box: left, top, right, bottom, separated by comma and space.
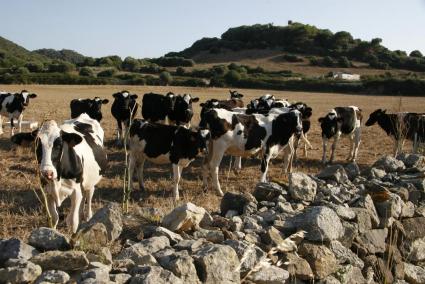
42, 170, 54, 180
296, 126, 303, 133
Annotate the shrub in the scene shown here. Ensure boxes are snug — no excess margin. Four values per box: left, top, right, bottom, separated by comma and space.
212, 65, 228, 75
337, 56, 352, 68
48, 61, 75, 73
97, 68, 116, 77
410, 50, 423, 58
79, 67, 94, 77
121, 57, 140, 72
25, 62, 44, 73
150, 56, 195, 67
159, 71, 173, 85
175, 67, 185, 76
225, 70, 241, 84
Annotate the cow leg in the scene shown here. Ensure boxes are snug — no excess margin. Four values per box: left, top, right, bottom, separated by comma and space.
116, 120, 123, 145
329, 132, 341, 164
82, 187, 94, 221
283, 139, 295, 173
136, 158, 146, 191
47, 194, 59, 229
321, 137, 328, 164
347, 133, 355, 161
293, 135, 300, 162
233, 156, 242, 173
17, 113, 23, 133
202, 143, 213, 191
9, 116, 15, 136
66, 184, 83, 233
352, 127, 361, 161
260, 148, 272, 182
413, 133, 419, 153
172, 164, 181, 201
209, 143, 226, 196
303, 133, 308, 157
0, 115, 3, 135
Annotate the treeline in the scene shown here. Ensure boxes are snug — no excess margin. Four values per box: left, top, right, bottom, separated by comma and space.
169, 23, 425, 72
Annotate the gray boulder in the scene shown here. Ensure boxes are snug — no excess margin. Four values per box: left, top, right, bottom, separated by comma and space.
345, 162, 361, 180
129, 266, 183, 284
292, 206, 344, 242
0, 259, 42, 284
151, 226, 183, 245
247, 265, 290, 284
373, 155, 405, 172
193, 244, 240, 284
116, 236, 170, 265
162, 203, 206, 232
28, 227, 70, 251
299, 242, 338, 280
110, 273, 132, 284
404, 262, 425, 284
353, 229, 388, 255
220, 192, 251, 216
35, 270, 70, 284
224, 239, 267, 276
329, 240, 364, 269
30, 250, 89, 271
157, 250, 200, 284
397, 153, 425, 169
317, 164, 349, 184
253, 182, 285, 202
0, 238, 39, 265
289, 172, 317, 202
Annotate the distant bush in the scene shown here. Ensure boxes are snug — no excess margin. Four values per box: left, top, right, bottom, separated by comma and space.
278, 54, 303, 62
159, 71, 173, 85
225, 70, 241, 84
174, 78, 207, 87
150, 56, 195, 67
79, 67, 94, 77
337, 56, 352, 67
175, 67, 185, 76
25, 62, 44, 73
139, 64, 164, 74
97, 68, 116, 77
121, 57, 140, 72
410, 50, 423, 58
212, 65, 228, 75
47, 61, 75, 73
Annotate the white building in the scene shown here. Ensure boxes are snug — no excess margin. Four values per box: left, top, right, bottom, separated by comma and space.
332, 72, 361, 81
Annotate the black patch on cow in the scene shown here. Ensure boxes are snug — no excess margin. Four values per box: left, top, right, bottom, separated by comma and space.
70, 98, 106, 121
11, 129, 38, 147
266, 111, 300, 147
199, 109, 234, 139
130, 120, 207, 164
142, 92, 174, 122
232, 114, 266, 150
73, 122, 108, 173
168, 95, 194, 125
237, 130, 242, 135
111, 91, 139, 132
319, 107, 356, 139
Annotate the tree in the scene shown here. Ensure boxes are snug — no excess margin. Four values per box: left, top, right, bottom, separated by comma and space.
175, 67, 185, 76
47, 61, 75, 73
322, 56, 335, 67
224, 70, 241, 84
338, 56, 352, 68
97, 68, 116, 77
122, 57, 140, 72
410, 50, 423, 58
25, 62, 44, 72
79, 67, 94, 77
159, 71, 173, 85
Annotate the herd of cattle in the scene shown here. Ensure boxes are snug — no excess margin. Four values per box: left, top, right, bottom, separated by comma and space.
1, 89, 424, 232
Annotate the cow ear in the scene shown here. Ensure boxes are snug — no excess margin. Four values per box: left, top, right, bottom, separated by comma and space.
382, 109, 387, 114
191, 97, 199, 103
130, 94, 138, 99
102, 99, 109, 104
318, 117, 324, 123
113, 92, 120, 98
200, 103, 205, 107
29, 93, 37, 98
238, 94, 244, 98
61, 131, 83, 147
31, 129, 39, 137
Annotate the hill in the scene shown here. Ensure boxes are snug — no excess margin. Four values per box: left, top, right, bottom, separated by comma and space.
167, 22, 425, 73
34, 48, 86, 64
0, 36, 50, 67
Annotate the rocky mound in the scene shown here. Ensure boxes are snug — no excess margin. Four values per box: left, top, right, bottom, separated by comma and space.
1, 153, 425, 283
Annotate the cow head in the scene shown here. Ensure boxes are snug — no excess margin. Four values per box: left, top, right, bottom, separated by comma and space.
36, 121, 83, 205
256, 94, 275, 112
196, 128, 211, 154
14, 90, 37, 109
229, 90, 244, 99
172, 94, 199, 124
112, 91, 138, 112
319, 110, 342, 138
87, 97, 109, 121
366, 109, 386, 126
291, 102, 313, 119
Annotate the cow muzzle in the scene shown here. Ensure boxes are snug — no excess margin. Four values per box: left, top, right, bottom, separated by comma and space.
296, 126, 303, 135
41, 170, 55, 181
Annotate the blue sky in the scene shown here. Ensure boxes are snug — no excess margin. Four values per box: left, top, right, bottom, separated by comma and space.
2, 0, 425, 58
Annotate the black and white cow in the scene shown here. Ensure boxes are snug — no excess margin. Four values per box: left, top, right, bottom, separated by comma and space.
128, 119, 210, 201
11, 128, 38, 148
365, 109, 425, 156
199, 108, 303, 196
142, 92, 199, 126
111, 90, 139, 144
70, 97, 109, 121
36, 113, 107, 233
200, 90, 244, 114
0, 90, 37, 136
318, 106, 362, 164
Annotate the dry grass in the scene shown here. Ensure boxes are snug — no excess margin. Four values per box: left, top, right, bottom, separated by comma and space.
0, 84, 424, 241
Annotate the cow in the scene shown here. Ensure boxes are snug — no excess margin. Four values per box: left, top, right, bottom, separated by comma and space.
70, 97, 109, 121
128, 119, 210, 201
111, 90, 139, 144
318, 106, 362, 164
199, 108, 303, 196
142, 92, 199, 126
11, 128, 39, 148
36, 113, 108, 233
246, 94, 290, 114
0, 90, 37, 136
200, 90, 244, 114
365, 109, 425, 156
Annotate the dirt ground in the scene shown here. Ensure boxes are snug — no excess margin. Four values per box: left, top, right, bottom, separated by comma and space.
0, 84, 424, 240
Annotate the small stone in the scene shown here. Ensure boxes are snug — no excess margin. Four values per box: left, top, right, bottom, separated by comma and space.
162, 202, 206, 232
35, 270, 70, 284
253, 182, 285, 202
129, 265, 183, 284
299, 242, 338, 280
289, 172, 317, 202
220, 192, 251, 216
151, 226, 183, 245
373, 155, 405, 172
109, 273, 131, 284
0, 260, 42, 284
28, 227, 70, 251
317, 164, 349, 184
247, 265, 290, 284
404, 262, 425, 284
282, 253, 314, 280
0, 238, 39, 265
30, 250, 89, 271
